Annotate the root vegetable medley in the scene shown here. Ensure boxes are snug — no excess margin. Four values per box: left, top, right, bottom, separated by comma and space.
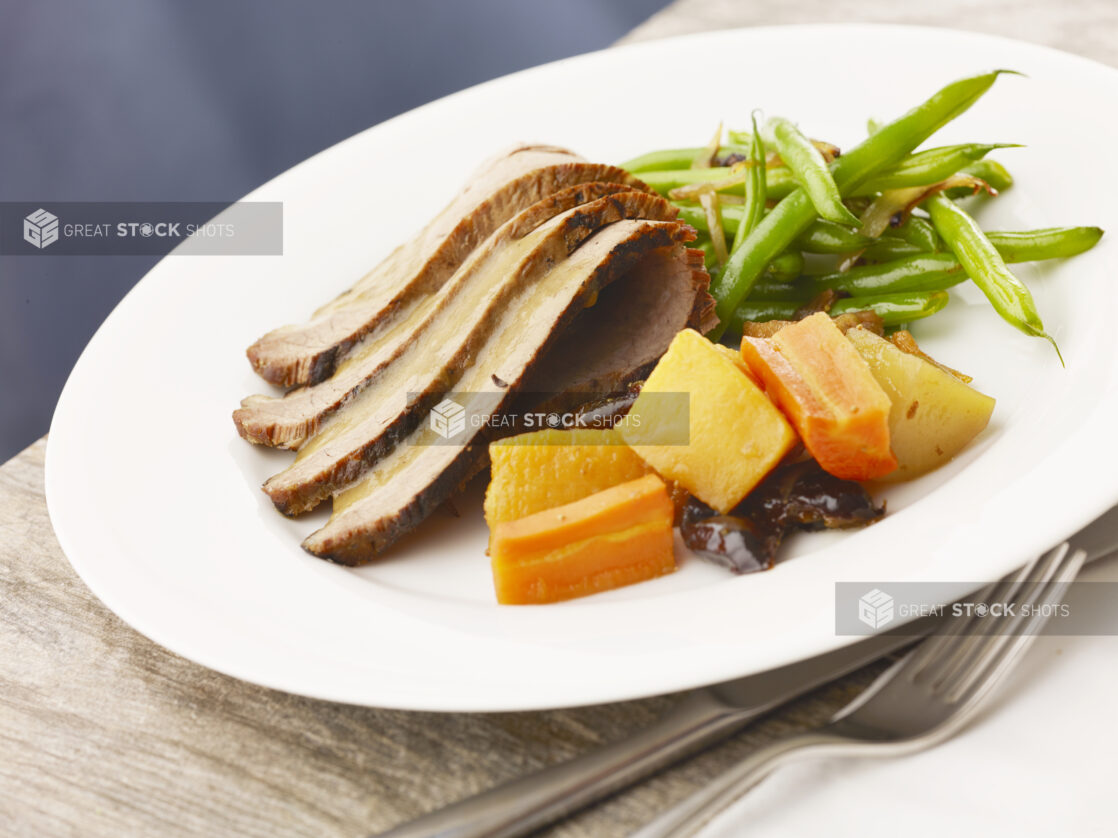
486, 317, 996, 601
621, 69, 1102, 348
481, 71, 1103, 604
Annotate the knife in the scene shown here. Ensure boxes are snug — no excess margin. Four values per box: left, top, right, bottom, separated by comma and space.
376, 504, 1118, 838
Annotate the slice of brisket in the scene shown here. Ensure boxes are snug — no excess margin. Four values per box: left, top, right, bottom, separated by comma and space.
264, 191, 680, 516
233, 181, 639, 449
245, 145, 642, 388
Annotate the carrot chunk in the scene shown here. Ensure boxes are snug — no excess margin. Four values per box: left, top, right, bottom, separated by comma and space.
740, 312, 897, 480
490, 474, 675, 604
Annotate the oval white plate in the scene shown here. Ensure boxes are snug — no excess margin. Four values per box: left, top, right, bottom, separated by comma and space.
47, 24, 1118, 711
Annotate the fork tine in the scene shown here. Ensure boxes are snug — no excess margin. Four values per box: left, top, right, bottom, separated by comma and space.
921, 543, 1071, 691
907, 546, 1057, 682
904, 580, 1000, 681
940, 546, 1085, 704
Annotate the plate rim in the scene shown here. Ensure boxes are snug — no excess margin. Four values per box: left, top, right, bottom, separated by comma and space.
45, 22, 1118, 711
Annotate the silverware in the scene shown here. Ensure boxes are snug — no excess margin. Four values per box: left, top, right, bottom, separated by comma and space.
375, 626, 928, 838
634, 541, 1087, 838
376, 505, 1118, 838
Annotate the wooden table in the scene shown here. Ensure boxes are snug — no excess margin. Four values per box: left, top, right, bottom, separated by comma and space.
4, 4, 1114, 835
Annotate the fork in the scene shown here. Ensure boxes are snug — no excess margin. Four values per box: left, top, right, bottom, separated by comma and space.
633, 542, 1087, 838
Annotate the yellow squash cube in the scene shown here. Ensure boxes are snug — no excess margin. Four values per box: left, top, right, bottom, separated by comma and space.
621, 329, 797, 512
485, 428, 650, 526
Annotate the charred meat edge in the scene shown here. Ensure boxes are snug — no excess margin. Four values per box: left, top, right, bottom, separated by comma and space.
263, 192, 679, 516
246, 147, 643, 388
233, 181, 638, 449
304, 221, 694, 564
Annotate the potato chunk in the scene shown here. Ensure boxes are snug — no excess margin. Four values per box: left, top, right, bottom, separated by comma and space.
621, 329, 797, 513
847, 326, 995, 481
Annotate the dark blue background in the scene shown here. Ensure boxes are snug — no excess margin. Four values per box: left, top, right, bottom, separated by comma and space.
0, 0, 668, 464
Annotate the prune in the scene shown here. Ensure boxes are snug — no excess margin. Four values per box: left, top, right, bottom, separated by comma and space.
751, 461, 885, 532
680, 460, 884, 574
680, 498, 780, 574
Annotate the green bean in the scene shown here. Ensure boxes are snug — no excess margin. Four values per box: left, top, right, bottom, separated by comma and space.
748, 255, 960, 300
854, 144, 1018, 195
746, 277, 801, 299
641, 166, 796, 198
678, 203, 873, 253
759, 224, 1104, 298
883, 215, 940, 252
733, 114, 767, 252
831, 291, 949, 323
762, 168, 809, 201
949, 159, 1014, 194
765, 251, 804, 282
620, 145, 752, 173
926, 192, 1057, 355
768, 116, 860, 225
647, 145, 1013, 201
796, 219, 875, 253
861, 238, 925, 262
728, 291, 949, 334
747, 255, 962, 299
727, 300, 804, 329
789, 254, 965, 298
772, 147, 1010, 200
709, 70, 1011, 338
690, 230, 800, 280
856, 225, 1104, 268
639, 167, 738, 194
646, 144, 1016, 201
728, 130, 841, 158
986, 227, 1104, 261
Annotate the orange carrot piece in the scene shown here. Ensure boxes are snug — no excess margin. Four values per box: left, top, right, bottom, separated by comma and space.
740, 312, 897, 480
490, 474, 675, 605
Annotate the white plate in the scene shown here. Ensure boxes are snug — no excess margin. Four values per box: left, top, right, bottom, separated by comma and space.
46, 24, 1118, 711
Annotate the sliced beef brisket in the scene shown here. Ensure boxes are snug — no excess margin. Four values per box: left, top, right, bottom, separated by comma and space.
302, 219, 696, 563
246, 145, 641, 388
264, 191, 680, 516
234, 181, 638, 449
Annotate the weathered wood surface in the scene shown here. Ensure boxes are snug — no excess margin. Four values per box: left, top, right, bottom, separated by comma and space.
4, 3, 1115, 835
618, 0, 1118, 67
